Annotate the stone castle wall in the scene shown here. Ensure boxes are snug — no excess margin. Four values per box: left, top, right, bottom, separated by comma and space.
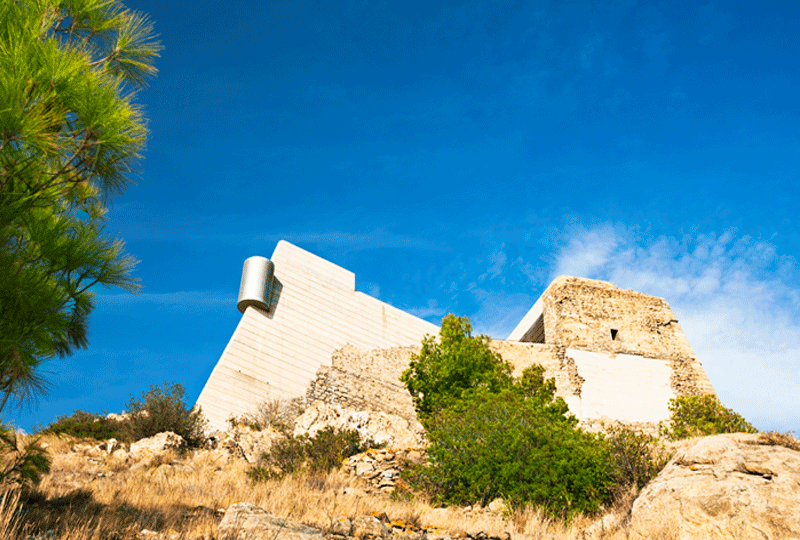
540, 276, 698, 361
305, 345, 419, 422
305, 337, 716, 435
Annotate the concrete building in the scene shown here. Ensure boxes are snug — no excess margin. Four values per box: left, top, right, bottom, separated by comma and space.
195, 241, 438, 431
196, 241, 715, 432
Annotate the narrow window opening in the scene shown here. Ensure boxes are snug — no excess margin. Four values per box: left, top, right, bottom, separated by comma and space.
610, 328, 619, 340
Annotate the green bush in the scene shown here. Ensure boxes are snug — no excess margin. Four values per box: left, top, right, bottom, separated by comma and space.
126, 382, 207, 447
41, 410, 129, 441
660, 394, 757, 440
401, 314, 514, 421
249, 426, 379, 481
410, 387, 612, 519
401, 315, 619, 519
605, 424, 671, 497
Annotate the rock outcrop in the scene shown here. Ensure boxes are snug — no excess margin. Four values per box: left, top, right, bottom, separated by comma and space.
630, 433, 800, 539
293, 401, 425, 448
129, 431, 187, 460
218, 503, 324, 540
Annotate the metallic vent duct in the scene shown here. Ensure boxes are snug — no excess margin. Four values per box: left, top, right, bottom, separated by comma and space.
237, 256, 274, 313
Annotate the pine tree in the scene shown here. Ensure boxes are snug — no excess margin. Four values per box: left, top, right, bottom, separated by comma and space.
0, 0, 161, 413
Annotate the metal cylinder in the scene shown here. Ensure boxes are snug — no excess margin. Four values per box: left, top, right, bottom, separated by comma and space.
237, 256, 274, 313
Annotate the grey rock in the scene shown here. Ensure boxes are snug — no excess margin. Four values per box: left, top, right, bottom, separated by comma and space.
129, 432, 186, 460
218, 503, 323, 540
352, 516, 387, 540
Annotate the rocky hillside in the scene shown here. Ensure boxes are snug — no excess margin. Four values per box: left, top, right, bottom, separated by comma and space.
7, 407, 798, 540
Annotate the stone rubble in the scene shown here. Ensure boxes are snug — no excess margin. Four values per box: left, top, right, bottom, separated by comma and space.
343, 447, 425, 493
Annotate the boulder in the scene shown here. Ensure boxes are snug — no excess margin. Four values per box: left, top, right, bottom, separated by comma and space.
630, 433, 800, 539
221, 425, 281, 463
218, 503, 323, 540
352, 515, 388, 540
129, 432, 186, 460
293, 401, 424, 448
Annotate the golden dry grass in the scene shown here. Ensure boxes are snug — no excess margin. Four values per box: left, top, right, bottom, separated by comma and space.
0, 432, 745, 540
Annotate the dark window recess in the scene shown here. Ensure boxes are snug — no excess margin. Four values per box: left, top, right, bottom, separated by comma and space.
610, 328, 619, 340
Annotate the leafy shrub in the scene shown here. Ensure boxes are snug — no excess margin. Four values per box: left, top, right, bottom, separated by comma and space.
401, 314, 514, 421
605, 424, 671, 498
41, 410, 129, 441
0, 424, 50, 486
402, 315, 618, 519
411, 387, 612, 519
126, 382, 207, 447
249, 426, 379, 481
660, 394, 757, 440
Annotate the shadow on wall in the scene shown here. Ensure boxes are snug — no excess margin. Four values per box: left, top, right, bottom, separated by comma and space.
265, 278, 283, 319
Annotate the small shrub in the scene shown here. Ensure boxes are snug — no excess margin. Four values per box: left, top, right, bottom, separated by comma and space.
0, 424, 50, 486
261, 434, 308, 477
605, 424, 671, 499
40, 410, 128, 441
249, 426, 379, 481
756, 430, 800, 452
126, 382, 207, 447
228, 397, 304, 433
660, 394, 757, 440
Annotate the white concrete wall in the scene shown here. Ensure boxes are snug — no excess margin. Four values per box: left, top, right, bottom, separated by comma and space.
196, 241, 439, 431
565, 349, 676, 423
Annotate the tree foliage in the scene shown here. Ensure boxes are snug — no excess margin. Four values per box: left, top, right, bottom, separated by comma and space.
0, 0, 161, 412
402, 315, 615, 518
660, 394, 757, 440
400, 314, 514, 421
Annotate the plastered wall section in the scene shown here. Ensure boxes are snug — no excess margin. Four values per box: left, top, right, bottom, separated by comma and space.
308, 341, 683, 430
491, 341, 707, 426
195, 241, 439, 431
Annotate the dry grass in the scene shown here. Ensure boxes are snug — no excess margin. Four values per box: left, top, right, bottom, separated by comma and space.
756, 430, 800, 452
0, 432, 755, 539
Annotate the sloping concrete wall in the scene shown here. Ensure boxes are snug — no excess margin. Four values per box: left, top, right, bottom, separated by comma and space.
196, 241, 439, 431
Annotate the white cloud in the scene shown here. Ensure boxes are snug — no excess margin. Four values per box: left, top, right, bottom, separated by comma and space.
406, 299, 447, 322
552, 224, 800, 432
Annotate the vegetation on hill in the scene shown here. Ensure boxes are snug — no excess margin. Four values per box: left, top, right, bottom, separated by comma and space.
401, 314, 673, 519
249, 426, 381, 481
41, 381, 206, 448
660, 394, 757, 439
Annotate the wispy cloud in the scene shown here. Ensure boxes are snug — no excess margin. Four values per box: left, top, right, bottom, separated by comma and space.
552, 224, 800, 432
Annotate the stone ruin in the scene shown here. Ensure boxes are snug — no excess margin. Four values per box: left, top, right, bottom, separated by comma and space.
196, 241, 715, 435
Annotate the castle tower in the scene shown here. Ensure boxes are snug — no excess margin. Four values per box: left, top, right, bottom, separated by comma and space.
504, 276, 715, 427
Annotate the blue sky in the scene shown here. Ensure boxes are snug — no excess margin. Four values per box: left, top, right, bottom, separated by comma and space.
11, 0, 800, 433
